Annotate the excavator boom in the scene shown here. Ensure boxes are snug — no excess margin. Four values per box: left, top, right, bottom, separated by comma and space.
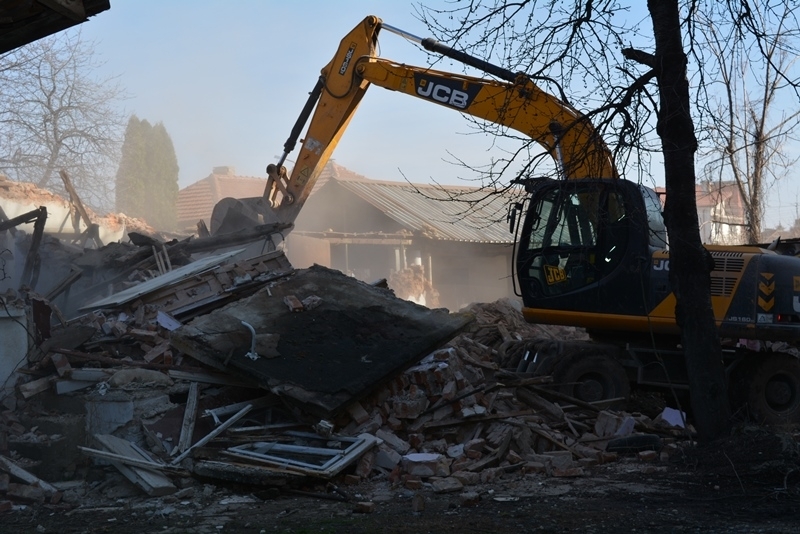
209, 15, 615, 235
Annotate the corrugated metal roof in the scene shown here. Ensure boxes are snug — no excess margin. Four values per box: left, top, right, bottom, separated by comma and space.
176, 162, 521, 243
332, 171, 519, 244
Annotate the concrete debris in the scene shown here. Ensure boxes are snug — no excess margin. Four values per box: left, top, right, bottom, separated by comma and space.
0, 216, 698, 515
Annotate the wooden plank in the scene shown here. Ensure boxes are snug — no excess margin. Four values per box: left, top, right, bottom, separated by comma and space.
58, 170, 93, 230
93, 434, 176, 496
45, 267, 83, 301
191, 460, 294, 486
176, 382, 200, 454
202, 396, 275, 425
465, 426, 513, 472
171, 404, 253, 465
423, 409, 538, 430
511, 422, 587, 459
206, 277, 224, 293
0, 455, 59, 495
19, 206, 46, 289
516, 387, 565, 420
78, 447, 185, 474
143, 340, 171, 363
18, 376, 53, 398
168, 369, 257, 387
526, 384, 603, 413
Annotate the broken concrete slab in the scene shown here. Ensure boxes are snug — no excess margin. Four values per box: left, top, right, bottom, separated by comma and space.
170, 265, 472, 417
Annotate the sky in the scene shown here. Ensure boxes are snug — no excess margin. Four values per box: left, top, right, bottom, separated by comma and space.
76, 0, 800, 228
77, 1, 511, 190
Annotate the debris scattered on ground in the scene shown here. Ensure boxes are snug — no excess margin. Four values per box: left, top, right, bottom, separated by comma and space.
2, 203, 799, 521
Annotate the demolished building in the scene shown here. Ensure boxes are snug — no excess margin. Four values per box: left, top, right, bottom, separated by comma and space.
0, 203, 692, 511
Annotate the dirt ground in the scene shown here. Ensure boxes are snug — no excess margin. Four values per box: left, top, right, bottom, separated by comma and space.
3, 428, 798, 534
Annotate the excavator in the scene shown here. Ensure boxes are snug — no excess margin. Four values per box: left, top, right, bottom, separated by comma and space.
210, 16, 800, 425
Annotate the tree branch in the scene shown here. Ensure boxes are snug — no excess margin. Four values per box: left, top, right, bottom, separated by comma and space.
622, 47, 656, 68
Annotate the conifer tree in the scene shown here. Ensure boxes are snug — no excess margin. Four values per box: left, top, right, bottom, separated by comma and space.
147, 122, 179, 229
115, 116, 149, 217
115, 115, 179, 230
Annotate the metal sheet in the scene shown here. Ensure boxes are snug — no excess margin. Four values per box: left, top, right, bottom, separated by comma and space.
337, 178, 518, 243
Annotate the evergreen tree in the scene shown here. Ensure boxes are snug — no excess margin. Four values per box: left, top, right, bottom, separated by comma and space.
115, 116, 148, 217
115, 115, 179, 230
147, 122, 179, 230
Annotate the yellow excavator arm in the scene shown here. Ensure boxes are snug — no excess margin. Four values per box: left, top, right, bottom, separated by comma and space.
210, 15, 616, 235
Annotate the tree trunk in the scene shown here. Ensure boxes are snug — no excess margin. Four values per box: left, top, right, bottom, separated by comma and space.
648, 0, 731, 441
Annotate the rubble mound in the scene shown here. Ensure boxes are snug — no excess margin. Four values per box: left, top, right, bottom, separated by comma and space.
0, 249, 704, 515
460, 298, 589, 368
389, 264, 440, 307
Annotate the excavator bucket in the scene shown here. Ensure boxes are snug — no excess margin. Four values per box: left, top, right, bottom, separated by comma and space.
210, 197, 284, 236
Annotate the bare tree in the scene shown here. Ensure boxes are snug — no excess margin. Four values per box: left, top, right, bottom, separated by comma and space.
696, 4, 800, 244
417, 0, 800, 440
0, 31, 127, 211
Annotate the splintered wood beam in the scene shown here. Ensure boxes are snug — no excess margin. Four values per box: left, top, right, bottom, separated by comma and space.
0, 207, 42, 232
176, 382, 200, 454
92, 434, 176, 496
170, 404, 253, 466
78, 446, 185, 474
0, 455, 59, 494
59, 169, 103, 247
19, 206, 47, 290
45, 267, 83, 301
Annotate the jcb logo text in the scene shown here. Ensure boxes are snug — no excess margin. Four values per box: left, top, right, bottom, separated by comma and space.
413, 74, 480, 110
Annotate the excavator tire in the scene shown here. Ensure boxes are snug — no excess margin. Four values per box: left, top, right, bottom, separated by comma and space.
745, 354, 800, 426
553, 352, 630, 404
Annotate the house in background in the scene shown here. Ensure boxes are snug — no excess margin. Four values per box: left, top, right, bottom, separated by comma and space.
654, 181, 747, 244
174, 162, 518, 311
175, 166, 268, 231
175, 165, 752, 311
696, 181, 746, 244
288, 163, 517, 311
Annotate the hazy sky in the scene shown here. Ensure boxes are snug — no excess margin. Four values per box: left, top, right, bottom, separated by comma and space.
79, 1, 511, 190
77, 1, 800, 227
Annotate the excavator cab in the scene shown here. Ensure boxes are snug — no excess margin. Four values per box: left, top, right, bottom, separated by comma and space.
516, 178, 667, 328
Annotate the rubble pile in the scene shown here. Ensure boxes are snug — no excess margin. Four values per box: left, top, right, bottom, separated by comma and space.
0, 274, 689, 511
0, 226, 690, 512
388, 264, 440, 308
311, 308, 686, 492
